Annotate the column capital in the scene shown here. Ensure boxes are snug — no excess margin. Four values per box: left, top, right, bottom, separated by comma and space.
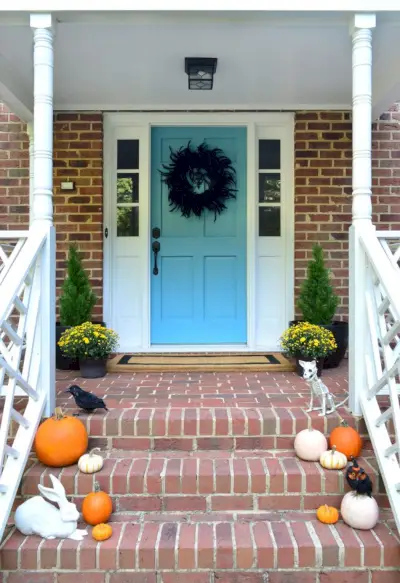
351, 13, 376, 34
30, 13, 53, 29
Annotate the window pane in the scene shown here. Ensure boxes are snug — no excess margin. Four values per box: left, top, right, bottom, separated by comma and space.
259, 206, 280, 237
259, 139, 280, 169
259, 173, 281, 203
117, 206, 139, 237
117, 139, 139, 169
117, 174, 139, 203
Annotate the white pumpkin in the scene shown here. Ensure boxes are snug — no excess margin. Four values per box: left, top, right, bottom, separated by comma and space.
340, 491, 379, 530
78, 448, 104, 474
319, 446, 347, 470
294, 428, 328, 461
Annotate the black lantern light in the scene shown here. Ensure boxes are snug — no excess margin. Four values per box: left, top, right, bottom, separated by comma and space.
185, 58, 218, 90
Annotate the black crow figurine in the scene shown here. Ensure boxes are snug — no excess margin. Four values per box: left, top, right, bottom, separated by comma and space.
65, 384, 109, 414
345, 457, 373, 497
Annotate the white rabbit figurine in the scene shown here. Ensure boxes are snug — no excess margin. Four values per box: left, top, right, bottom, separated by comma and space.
15, 474, 88, 540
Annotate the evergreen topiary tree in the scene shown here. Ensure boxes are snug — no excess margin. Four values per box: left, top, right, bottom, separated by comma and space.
297, 244, 339, 325
59, 244, 97, 326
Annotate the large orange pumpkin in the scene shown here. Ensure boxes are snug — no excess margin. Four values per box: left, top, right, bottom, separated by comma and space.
82, 483, 113, 526
34, 407, 88, 467
329, 419, 362, 460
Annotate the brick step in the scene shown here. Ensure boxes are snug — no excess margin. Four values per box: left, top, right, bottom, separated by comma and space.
1, 516, 399, 576
18, 453, 388, 514
40, 406, 381, 451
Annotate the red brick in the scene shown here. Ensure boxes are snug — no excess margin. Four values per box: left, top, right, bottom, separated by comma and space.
197, 523, 214, 568
58, 575, 106, 583
138, 523, 160, 569
268, 574, 316, 583
178, 523, 196, 569
160, 575, 209, 583
319, 573, 369, 583
213, 576, 265, 583
234, 522, 254, 568
216, 522, 234, 569
270, 522, 295, 568
109, 575, 157, 583
211, 495, 253, 511
7, 575, 53, 583
252, 522, 275, 568
165, 495, 206, 511
371, 573, 400, 583
158, 523, 178, 569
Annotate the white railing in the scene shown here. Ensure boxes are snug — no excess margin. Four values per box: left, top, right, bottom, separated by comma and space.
0, 225, 55, 541
357, 227, 400, 534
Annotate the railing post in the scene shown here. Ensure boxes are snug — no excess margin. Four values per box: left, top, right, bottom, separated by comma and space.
30, 13, 55, 417
349, 13, 376, 416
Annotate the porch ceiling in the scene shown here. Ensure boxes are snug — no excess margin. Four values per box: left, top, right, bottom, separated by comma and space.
1, 11, 400, 119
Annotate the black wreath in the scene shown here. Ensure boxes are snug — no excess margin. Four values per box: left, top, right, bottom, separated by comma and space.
160, 141, 237, 220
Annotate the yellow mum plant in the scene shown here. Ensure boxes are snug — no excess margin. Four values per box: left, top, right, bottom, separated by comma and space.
58, 322, 119, 360
280, 322, 337, 359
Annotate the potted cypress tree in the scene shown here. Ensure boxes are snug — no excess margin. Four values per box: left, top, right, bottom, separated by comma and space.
56, 244, 97, 370
294, 244, 348, 368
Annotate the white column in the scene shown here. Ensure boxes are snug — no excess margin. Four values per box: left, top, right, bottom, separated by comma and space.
349, 13, 376, 416
30, 13, 54, 226
26, 122, 34, 227
30, 13, 55, 417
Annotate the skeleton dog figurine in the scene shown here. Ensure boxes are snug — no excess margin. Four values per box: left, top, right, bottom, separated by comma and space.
299, 360, 348, 416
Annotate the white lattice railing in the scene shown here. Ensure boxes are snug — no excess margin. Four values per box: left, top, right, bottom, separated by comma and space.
0, 225, 55, 541
358, 228, 400, 533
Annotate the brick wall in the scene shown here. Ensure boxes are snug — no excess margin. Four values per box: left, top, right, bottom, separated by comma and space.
2, 102, 400, 324
294, 106, 400, 321
294, 111, 352, 320
0, 102, 30, 228
0, 105, 104, 319
53, 112, 103, 320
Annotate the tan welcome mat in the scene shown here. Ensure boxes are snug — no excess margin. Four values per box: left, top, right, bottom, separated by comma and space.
107, 352, 295, 373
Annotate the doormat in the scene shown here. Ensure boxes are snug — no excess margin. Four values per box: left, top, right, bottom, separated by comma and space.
107, 353, 295, 373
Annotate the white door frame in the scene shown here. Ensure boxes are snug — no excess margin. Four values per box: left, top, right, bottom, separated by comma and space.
103, 111, 294, 352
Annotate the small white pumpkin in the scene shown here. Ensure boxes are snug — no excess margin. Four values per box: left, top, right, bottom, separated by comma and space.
319, 446, 348, 470
294, 428, 328, 461
78, 448, 104, 474
340, 491, 379, 530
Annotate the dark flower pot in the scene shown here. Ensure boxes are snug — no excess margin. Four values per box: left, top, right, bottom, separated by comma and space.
79, 358, 107, 379
289, 320, 348, 369
295, 356, 324, 378
56, 321, 106, 371
56, 324, 79, 371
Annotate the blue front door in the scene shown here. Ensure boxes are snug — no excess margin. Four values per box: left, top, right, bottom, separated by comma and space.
151, 127, 247, 344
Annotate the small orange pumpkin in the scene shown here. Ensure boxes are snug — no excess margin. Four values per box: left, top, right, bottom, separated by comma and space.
316, 504, 339, 524
329, 419, 362, 460
34, 407, 88, 467
92, 523, 113, 541
82, 482, 113, 526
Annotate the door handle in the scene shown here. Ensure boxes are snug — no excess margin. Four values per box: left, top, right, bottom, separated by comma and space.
152, 240, 160, 275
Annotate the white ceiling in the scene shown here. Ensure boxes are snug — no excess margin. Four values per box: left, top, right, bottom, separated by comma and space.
0, 11, 400, 116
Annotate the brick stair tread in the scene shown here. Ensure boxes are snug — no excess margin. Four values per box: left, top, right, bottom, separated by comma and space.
63, 406, 374, 439
21, 453, 385, 500
1, 516, 399, 571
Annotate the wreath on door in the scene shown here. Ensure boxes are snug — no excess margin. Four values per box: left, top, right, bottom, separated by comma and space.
160, 141, 237, 220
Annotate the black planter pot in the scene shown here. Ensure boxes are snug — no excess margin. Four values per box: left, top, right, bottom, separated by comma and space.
79, 358, 107, 379
56, 324, 79, 371
289, 320, 348, 369
56, 321, 106, 371
295, 356, 324, 378
323, 321, 349, 368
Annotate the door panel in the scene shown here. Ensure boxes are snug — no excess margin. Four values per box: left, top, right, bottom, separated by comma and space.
151, 126, 247, 344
